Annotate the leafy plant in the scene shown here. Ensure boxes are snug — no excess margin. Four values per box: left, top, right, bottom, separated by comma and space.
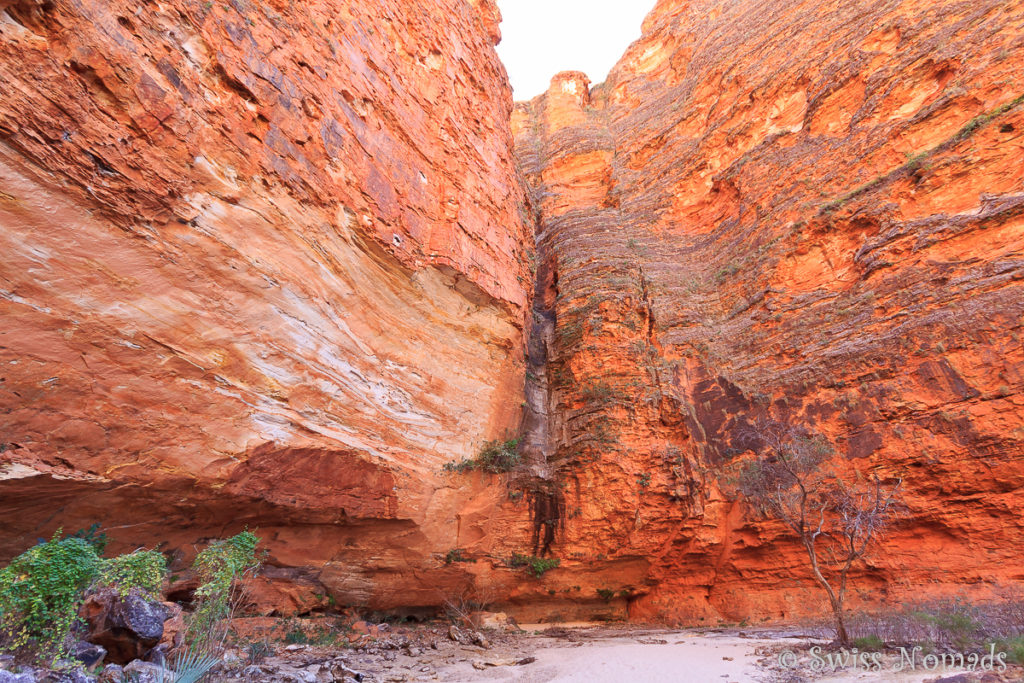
97, 550, 167, 599
509, 553, 560, 578
852, 634, 884, 650
275, 618, 348, 648
444, 548, 469, 565
187, 531, 261, 649
157, 647, 220, 683
999, 636, 1024, 665
443, 439, 521, 474
914, 609, 980, 649
283, 625, 309, 644
474, 439, 521, 473
0, 532, 101, 662
71, 523, 109, 555
245, 638, 272, 664
0, 528, 260, 668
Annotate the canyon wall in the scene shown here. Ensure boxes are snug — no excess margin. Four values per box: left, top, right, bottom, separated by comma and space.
511, 0, 1024, 623
1, 0, 1022, 626
0, 0, 535, 613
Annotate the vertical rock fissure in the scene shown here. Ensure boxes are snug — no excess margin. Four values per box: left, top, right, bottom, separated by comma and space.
521, 247, 556, 478
514, 103, 566, 554
519, 215, 566, 556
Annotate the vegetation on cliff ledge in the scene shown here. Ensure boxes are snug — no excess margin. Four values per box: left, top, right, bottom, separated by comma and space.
443, 438, 521, 474
509, 553, 560, 578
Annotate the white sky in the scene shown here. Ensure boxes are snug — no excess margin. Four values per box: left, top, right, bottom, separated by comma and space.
495, 1, 653, 99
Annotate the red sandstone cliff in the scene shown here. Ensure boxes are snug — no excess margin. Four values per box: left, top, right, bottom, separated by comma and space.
0, 0, 533, 612
1, 0, 1022, 626
512, 0, 1024, 623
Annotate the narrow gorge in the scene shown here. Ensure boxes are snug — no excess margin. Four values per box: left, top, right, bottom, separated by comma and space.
1, 0, 1022, 631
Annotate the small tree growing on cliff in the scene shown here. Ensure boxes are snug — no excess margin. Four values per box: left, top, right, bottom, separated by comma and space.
732, 420, 901, 645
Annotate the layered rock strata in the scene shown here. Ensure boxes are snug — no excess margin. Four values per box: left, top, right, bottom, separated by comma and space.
511, 0, 1024, 622
0, 0, 533, 611
1, 0, 1022, 625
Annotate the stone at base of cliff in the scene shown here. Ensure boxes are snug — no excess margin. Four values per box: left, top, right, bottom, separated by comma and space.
81, 592, 169, 664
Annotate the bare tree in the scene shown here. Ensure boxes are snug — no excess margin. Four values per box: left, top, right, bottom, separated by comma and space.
732, 419, 902, 645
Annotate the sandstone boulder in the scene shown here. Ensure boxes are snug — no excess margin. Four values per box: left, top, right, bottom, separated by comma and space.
81, 593, 169, 664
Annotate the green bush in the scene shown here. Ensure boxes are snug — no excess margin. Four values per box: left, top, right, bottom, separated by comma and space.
914, 609, 981, 649
97, 549, 167, 599
443, 439, 521, 474
853, 634, 885, 650
283, 624, 309, 645
444, 549, 469, 565
188, 531, 261, 647
998, 636, 1024, 665
0, 533, 101, 661
71, 523, 108, 555
0, 527, 261, 667
274, 618, 348, 648
245, 638, 272, 664
476, 439, 521, 473
509, 553, 560, 578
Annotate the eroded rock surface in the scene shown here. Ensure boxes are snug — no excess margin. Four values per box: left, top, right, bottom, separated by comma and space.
1, 0, 1022, 626
511, 0, 1024, 622
0, 0, 532, 610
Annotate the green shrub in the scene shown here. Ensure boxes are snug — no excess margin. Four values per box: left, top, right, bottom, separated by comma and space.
71, 523, 108, 555
914, 609, 980, 649
274, 618, 347, 648
444, 549, 469, 565
443, 439, 521, 474
0, 527, 259, 666
999, 636, 1024, 665
509, 553, 560, 578
442, 459, 473, 473
245, 638, 272, 664
476, 439, 521, 473
0, 533, 101, 661
188, 531, 261, 647
97, 549, 167, 599
283, 625, 309, 645
853, 634, 885, 650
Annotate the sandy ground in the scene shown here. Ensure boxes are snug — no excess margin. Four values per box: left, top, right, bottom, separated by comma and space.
221, 621, 1022, 682
424, 626, 1014, 683
432, 630, 773, 682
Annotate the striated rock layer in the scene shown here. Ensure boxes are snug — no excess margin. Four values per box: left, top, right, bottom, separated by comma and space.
511, 0, 1024, 623
0, 0, 535, 611
2, 0, 1023, 626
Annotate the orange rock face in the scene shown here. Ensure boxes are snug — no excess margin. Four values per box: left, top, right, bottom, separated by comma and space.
0, 0, 533, 611
511, 0, 1024, 623
1, 0, 1022, 626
